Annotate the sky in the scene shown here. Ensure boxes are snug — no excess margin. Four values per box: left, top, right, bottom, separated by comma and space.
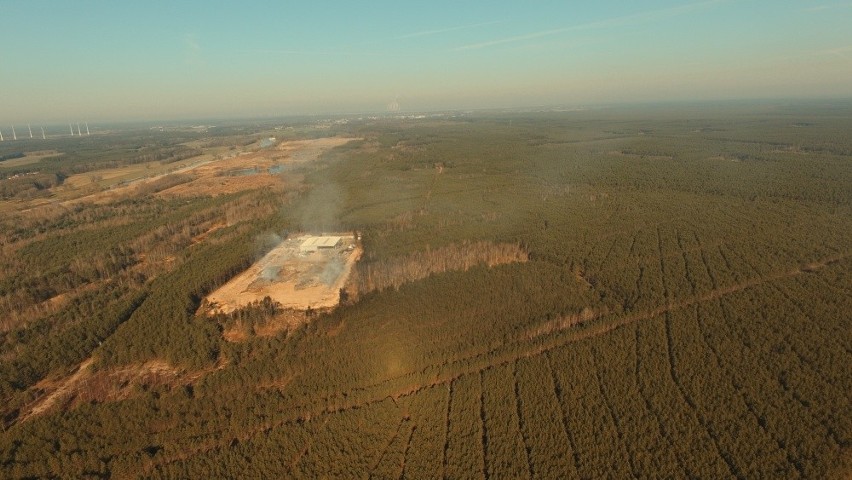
1, 0, 852, 123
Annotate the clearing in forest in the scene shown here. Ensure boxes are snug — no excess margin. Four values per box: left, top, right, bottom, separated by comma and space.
205, 234, 360, 312
158, 136, 358, 197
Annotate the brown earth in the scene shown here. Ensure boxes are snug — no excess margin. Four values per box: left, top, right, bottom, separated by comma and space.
17, 356, 229, 424
222, 310, 306, 342
160, 137, 358, 197
4, 137, 359, 215
205, 234, 361, 313
20, 358, 95, 422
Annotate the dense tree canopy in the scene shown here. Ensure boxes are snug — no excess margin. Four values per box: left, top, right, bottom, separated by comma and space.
0, 107, 850, 477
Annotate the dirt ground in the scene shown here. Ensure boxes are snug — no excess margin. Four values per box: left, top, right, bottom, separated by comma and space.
223, 309, 307, 342
17, 356, 227, 423
275, 137, 353, 162
159, 136, 357, 197
20, 358, 94, 421
205, 234, 361, 312
4, 136, 358, 214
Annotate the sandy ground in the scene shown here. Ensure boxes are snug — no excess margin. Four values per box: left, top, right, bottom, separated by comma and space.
276, 137, 355, 163
206, 234, 361, 312
20, 358, 94, 422
17, 355, 232, 424
3, 136, 359, 214
160, 136, 358, 197
58, 155, 213, 191
223, 309, 307, 342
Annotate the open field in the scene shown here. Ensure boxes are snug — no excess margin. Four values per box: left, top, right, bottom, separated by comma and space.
61, 137, 357, 200
205, 234, 359, 312
157, 138, 358, 197
275, 137, 356, 163
0, 150, 63, 167
0, 106, 849, 478
0, 135, 357, 215
59, 155, 211, 189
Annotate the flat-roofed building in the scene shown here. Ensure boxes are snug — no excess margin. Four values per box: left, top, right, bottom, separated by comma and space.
300, 236, 342, 253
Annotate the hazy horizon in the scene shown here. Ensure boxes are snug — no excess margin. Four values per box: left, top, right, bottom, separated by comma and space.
2, 0, 852, 124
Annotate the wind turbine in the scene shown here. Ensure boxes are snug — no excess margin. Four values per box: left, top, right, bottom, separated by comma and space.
41, 126, 46, 140
28, 124, 33, 139
0, 129, 4, 141
11, 125, 16, 141
76, 123, 81, 136
70, 123, 74, 136
85, 122, 90, 135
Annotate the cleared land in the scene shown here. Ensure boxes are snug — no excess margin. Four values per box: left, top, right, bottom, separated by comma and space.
205, 234, 360, 312
2, 136, 357, 213
160, 136, 357, 197
0, 150, 63, 167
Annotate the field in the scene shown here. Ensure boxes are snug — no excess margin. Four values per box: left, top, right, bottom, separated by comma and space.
0, 150, 63, 168
0, 104, 849, 478
0, 135, 356, 215
158, 137, 356, 197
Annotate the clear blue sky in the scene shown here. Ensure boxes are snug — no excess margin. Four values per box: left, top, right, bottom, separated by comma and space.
1, 0, 851, 123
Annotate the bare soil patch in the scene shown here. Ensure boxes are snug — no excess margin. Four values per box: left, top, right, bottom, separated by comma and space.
71, 360, 183, 405
205, 234, 361, 313
275, 137, 356, 163
6, 137, 358, 215
20, 358, 94, 422
159, 137, 356, 197
223, 326, 250, 343
222, 310, 305, 342
191, 222, 228, 245
59, 155, 212, 190
17, 356, 230, 424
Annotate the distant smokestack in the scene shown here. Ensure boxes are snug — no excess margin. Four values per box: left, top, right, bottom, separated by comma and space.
76, 123, 81, 136
85, 122, 90, 135
41, 126, 46, 140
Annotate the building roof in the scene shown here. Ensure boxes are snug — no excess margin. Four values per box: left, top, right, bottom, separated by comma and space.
300, 236, 342, 249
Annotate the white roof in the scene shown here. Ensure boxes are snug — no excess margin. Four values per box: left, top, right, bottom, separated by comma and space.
300, 236, 342, 249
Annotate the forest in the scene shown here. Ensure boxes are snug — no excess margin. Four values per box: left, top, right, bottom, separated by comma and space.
0, 103, 850, 478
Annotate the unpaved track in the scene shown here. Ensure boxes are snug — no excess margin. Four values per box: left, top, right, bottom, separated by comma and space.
20, 358, 93, 422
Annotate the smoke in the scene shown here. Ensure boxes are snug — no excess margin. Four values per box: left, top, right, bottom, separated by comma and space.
261, 265, 279, 281
387, 98, 400, 112
255, 232, 288, 280
297, 182, 343, 233
319, 257, 345, 286
255, 232, 283, 259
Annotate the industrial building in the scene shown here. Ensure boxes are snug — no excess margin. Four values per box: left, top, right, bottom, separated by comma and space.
299, 236, 342, 253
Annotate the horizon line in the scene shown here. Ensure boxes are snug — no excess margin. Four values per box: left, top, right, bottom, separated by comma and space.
3, 96, 852, 128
